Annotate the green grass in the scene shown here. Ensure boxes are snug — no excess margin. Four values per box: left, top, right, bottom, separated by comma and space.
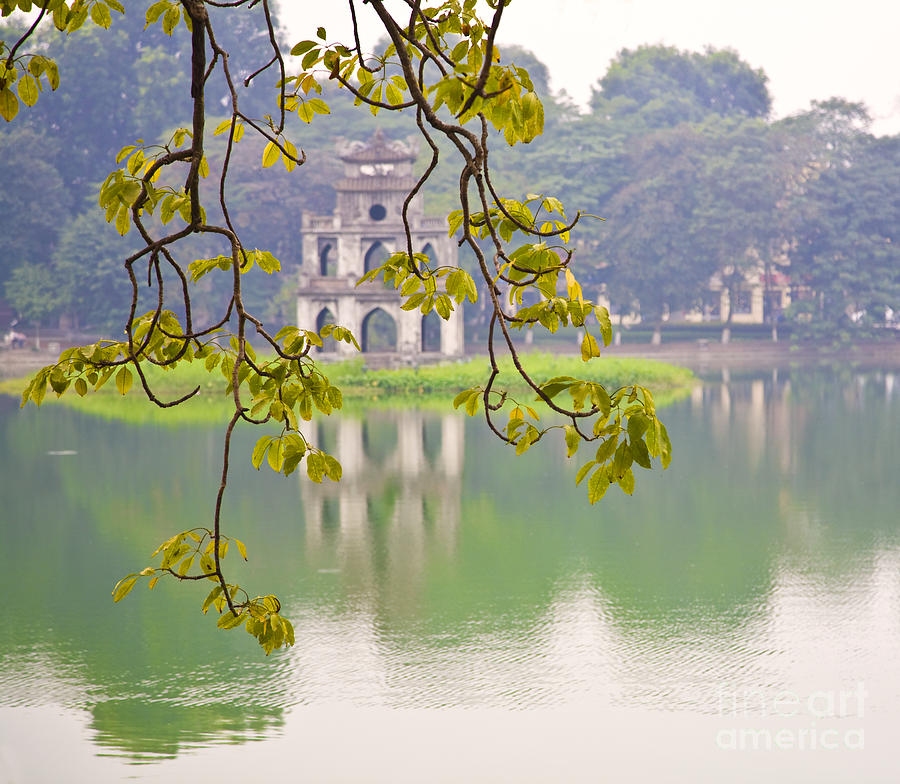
325, 354, 694, 397
0, 352, 695, 426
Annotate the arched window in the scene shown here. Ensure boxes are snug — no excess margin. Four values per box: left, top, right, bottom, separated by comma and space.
363, 241, 392, 289
421, 311, 441, 352
361, 307, 397, 353
364, 241, 388, 274
420, 242, 438, 266
318, 241, 336, 277
316, 307, 337, 353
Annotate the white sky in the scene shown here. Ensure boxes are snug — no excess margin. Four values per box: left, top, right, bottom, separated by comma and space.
278, 0, 900, 135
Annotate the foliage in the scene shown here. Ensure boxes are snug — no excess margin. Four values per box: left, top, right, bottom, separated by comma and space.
787, 110, 900, 335
51, 210, 137, 330
4, 0, 672, 654
4, 260, 60, 325
0, 126, 71, 284
592, 44, 771, 125
3, 18, 896, 338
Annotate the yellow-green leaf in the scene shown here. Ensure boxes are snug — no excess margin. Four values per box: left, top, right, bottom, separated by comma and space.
0, 87, 19, 122
90, 2, 112, 28
580, 332, 601, 362
17, 74, 39, 107
262, 141, 279, 168
115, 366, 133, 395
112, 574, 139, 602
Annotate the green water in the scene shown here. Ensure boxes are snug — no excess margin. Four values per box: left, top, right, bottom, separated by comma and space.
1, 367, 898, 782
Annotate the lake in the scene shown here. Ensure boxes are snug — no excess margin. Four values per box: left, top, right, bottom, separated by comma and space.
1, 363, 898, 782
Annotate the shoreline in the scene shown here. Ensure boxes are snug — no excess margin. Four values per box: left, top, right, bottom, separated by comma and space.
597, 337, 900, 372
4, 337, 900, 382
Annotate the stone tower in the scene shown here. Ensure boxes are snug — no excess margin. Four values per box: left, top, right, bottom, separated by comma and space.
296, 129, 464, 359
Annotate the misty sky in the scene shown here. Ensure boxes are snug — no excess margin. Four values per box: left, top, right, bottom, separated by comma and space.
279, 0, 900, 135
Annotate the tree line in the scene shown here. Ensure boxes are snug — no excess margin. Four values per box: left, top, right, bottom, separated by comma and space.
2, 4, 898, 340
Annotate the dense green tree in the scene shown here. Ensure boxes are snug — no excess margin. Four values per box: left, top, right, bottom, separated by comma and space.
602, 123, 719, 332
690, 118, 802, 328
0, 127, 71, 283
591, 44, 771, 127
790, 133, 900, 331
51, 211, 136, 331
4, 261, 59, 346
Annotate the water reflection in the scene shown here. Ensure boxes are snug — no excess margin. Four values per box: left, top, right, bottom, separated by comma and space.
301, 412, 462, 584
1, 367, 899, 778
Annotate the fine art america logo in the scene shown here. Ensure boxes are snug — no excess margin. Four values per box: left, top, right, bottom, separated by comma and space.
715, 683, 866, 752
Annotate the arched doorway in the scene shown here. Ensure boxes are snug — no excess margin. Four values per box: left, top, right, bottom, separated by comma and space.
361, 307, 397, 352
316, 307, 337, 353
421, 311, 441, 352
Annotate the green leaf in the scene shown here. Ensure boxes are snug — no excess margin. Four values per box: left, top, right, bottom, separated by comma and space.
112, 574, 139, 602
90, 2, 112, 28
202, 585, 223, 614
306, 452, 325, 483
290, 40, 317, 56
301, 47, 321, 70
146, 0, 170, 24
587, 467, 610, 504
177, 554, 194, 576
162, 4, 180, 34
465, 390, 480, 416
308, 98, 330, 115
580, 332, 601, 362
115, 366, 133, 395
453, 388, 476, 409
631, 437, 652, 470
659, 422, 673, 469
0, 87, 19, 122
17, 74, 39, 107
575, 460, 597, 486
251, 435, 274, 469
617, 467, 635, 495
595, 434, 619, 463
217, 610, 246, 630
627, 412, 650, 442
322, 454, 342, 482
115, 205, 130, 236
564, 425, 580, 458
267, 437, 284, 472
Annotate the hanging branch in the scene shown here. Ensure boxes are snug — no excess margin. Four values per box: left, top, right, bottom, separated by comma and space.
11, 0, 673, 655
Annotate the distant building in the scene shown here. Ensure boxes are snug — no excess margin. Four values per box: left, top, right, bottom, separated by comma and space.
296, 130, 464, 360
693, 266, 792, 324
